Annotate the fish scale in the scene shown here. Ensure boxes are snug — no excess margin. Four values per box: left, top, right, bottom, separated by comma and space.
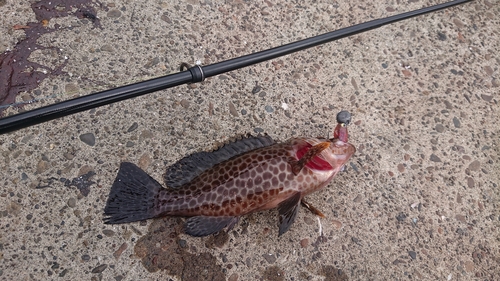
104, 111, 356, 237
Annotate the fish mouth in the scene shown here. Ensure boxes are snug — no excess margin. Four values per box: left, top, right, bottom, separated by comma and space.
328, 138, 356, 156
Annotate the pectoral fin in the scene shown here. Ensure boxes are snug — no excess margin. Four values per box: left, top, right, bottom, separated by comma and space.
185, 216, 239, 237
277, 192, 302, 236
291, 142, 330, 175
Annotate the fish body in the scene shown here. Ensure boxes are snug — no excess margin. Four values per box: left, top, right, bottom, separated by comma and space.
154, 137, 353, 217
104, 112, 355, 236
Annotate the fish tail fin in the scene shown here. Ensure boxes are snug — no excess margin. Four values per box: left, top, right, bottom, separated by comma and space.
104, 162, 163, 224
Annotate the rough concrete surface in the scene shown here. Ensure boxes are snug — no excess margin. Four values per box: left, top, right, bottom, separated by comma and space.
0, 0, 499, 280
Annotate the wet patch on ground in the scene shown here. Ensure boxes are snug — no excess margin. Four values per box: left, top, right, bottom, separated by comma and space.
320, 265, 349, 281
263, 265, 285, 281
0, 0, 104, 114
134, 217, 226, 281
62, 170, 96, 197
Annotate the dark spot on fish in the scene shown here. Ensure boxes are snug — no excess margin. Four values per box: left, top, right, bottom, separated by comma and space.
271, 177, 279, 186
196, 193, 205, 203
254, 176, 263, 185
279, 163, 287, 172
229, 188, 237, 196
263, 181, 271, 189
188, 200, 196, 208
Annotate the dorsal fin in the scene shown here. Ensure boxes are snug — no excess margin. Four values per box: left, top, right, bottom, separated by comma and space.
164, 134, 275, 188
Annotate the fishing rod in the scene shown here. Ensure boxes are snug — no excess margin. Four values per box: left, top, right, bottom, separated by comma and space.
0, 0, 473, 135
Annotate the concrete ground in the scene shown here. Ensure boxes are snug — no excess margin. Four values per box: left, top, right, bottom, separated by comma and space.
0, 0, 498, 280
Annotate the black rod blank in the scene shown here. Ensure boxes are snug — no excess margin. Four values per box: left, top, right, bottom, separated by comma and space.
0, 0, 473, 134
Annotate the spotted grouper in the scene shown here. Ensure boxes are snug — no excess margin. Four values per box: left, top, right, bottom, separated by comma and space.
104, 111, 356, 236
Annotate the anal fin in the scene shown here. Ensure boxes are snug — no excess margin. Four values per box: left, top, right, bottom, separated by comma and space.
185, 216, 239, 237
301, 199, 326, 218
277, 192, 302, 236
291, 142, 330, 175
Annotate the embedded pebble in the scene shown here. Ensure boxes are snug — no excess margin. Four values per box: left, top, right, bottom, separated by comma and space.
452, 117, 461, 128
331, 219, 342, 229
127, 122, 138, 132
265, 105, 274, 113
36, 160, 49, 174
100, 44, 114, 52
468, 160, 480, 171
252, 85, 262, 94
408, 251, 417, 260
430, 154, 442, 162
102, 229, 115, 237
138, 153, 152, 170
435, 124, 445, 133
107, 9, 122, 18
481, 94, 493, 102
300, 238, 309, 248
91, 264, 108, 273
263, 253, 276, 263
228, 273, 239, 281
79, 133, 95, 146
353, 194, 362, 203
464, 261, 475, 272
67, 198, 76, 208
397, 164, 405, 172
456, 214, 466, 223
178, 239, 187, 248
229, 102, 238, 117
139, 130, 153, 142
396, 213, 407, 222
160, 12, 171, 23
467, 177, 474, 188
65, 83, 79, 94
180, 99, 190, 109
113, 243, 128, 259
437, 31, 447, 41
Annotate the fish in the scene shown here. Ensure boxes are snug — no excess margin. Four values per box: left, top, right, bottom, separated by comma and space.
104, 111, 356, 237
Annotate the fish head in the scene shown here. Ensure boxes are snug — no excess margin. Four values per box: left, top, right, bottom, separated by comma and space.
323, 138, 356, 172
323, 110, 355, 172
